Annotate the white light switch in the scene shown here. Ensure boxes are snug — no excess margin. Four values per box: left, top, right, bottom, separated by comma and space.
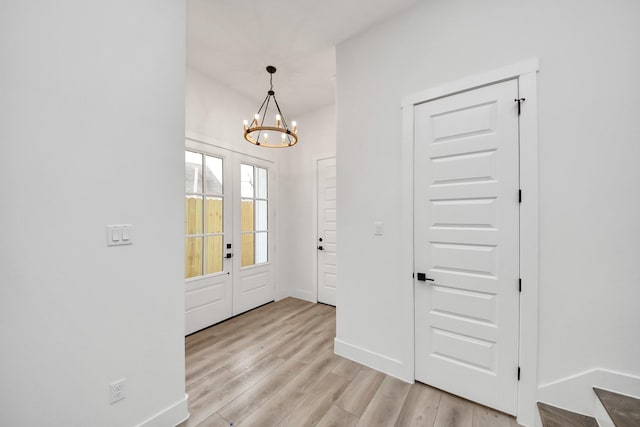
107, 225, 133, 246
374, 221, 384, 236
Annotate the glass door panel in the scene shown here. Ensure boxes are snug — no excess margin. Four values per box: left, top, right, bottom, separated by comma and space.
240, 163, 269, 268
184, 152, 224, 277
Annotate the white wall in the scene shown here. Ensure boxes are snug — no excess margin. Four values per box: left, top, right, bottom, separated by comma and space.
336, 0, 640, 415
186, 68, 336, 302
0, 1, 188, 426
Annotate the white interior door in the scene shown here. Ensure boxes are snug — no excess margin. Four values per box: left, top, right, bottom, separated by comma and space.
414, 79, 520, 415
185, 145, 275, 335
317, 156, 337, 305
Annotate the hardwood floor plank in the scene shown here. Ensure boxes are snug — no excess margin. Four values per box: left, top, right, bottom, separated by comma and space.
335, 366, 386, 417
277, 373, 350, 427
186, 303, 325, 385
186, 298, 311, 357
395, 383, 442, 427
355, 376, 412, 427
187, 353, 285, 426
315, 405, 360, 427
331, 357, 363, 381
433, 393, 474, 427
186, 366, 236, 407
594, 387, 640, 427
237, 347, 341, 427
186, 300, 307, 360
217, 357, 308, 424
536, 402, 598, 427
472, 405, 515, 427
221, 304, 334, 375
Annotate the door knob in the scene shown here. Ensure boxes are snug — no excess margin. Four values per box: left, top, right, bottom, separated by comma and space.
416, 272, 434, 282
318, 246, 324, 250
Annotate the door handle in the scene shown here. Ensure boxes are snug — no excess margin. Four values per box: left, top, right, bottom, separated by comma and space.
416, 272, 434, 282
317, 246, 324, 251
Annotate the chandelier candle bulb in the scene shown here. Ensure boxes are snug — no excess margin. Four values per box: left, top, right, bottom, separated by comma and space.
264, 133, 268, 141
276, 114, 282, 127
292, 121, 297, 133
243, 120, 249, 131
254, 114, 260, 126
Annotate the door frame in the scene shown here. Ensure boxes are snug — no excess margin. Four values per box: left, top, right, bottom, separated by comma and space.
312, 153, 337, 303
401, 59, 539, 427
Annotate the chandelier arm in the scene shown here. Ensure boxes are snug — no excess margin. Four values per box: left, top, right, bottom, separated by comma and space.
261, 97, 271, 128
254, 94, 270, 122
271, 95, 289, 130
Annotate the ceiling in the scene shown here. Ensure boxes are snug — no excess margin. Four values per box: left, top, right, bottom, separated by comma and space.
187, 0, 419, 118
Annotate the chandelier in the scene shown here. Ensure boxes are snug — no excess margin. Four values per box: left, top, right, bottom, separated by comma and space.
243, 66, 298, 148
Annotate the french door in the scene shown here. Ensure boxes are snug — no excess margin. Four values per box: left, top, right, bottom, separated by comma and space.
184, 144, 275, 335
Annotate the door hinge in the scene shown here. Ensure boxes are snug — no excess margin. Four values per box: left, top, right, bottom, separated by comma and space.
519, 189, 522, 203
518, 366, 521, 381
519, 278, 522, 292
515, 98, 526, 115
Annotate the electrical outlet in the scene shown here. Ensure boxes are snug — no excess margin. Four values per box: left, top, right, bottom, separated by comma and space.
110, 378, 126, 404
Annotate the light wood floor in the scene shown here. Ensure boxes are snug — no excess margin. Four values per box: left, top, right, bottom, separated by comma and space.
180, 297, 521, 427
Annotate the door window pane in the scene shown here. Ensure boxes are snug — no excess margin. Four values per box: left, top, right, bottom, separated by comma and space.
255, 200, 268, 231
185, 237, 203, 278
241, 200, 254, 232
255, 232, 268, 264
241, 164, 254, 198
205, 236, 223, 274
256, 167, 268, 199
185, 151, 203, 193
185, 196, 203, 235
205, 155, 223, 195
241, 233, 254, 267
205, 197, 223, 233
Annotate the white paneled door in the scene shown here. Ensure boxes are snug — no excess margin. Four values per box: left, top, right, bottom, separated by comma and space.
317, 156, 337, 305
185, 145, 275, 335
414, 79, 520, 415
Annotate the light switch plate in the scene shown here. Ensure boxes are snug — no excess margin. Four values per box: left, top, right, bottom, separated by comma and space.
107, 225, 133, 246
374, 221, 384, 236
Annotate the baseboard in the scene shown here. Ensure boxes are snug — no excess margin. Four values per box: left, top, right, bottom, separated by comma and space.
334, 338, 412, 383
287, 288, 316, 303
135, 393, 189, 427
537, 369, 640, 421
